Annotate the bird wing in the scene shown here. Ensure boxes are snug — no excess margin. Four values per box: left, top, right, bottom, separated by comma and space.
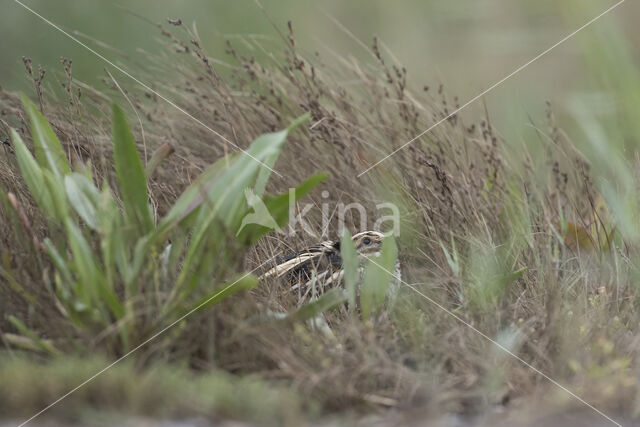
261, 251, 323, 279
260, 241, 341, 282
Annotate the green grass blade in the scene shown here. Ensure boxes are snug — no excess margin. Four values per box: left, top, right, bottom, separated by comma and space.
360, 235, 398, 320
254, 113, 309, 197
65, 173, 100, 230
112, 104, 154, 234
237, 172, 329, 244
263, 172, 328, 228
177, 120, 306, 291
43, 238, 74, 286
159, 153, 237, 232
161, 117, 307, 249
20, 94, 70, 179
187, 274, 259, 314
287, 288, 347, 322
0, 266, 37, 305
10, 128, 54, 215
254, 129, 287, 198
42, 168, 69, 221
8, 315, 61, 356
65, 218, 124, 319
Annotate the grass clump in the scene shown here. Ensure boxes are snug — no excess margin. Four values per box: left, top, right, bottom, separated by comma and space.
3, 91, 325, 360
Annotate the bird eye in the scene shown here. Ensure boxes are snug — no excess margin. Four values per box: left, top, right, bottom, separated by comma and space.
363, 237, 371, 245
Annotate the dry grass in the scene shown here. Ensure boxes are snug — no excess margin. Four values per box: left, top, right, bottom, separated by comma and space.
1, 17, 640, 425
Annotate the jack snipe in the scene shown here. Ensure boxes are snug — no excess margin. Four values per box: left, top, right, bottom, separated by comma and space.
261, 231, 400, 303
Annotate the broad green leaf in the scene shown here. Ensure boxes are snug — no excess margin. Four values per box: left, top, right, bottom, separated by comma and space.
179, 178, 256, 288
43, 238, 74, 286
254, 113, 309, 197
237, 172, 329, 244
504, 267, 527, 285
65, 173, 100, 230
167, 232, 187, 275
287, 288, 347, 322
11, 129, 54, 215
64, 219, 100, 305
42, 169, 69, 221
564, 222, 594, 251
439, 235, 460, 277
188, 274, 259, 314
216, 127, 297, 227
340, 230, 359, 310
95, 184, 129, 292
158, 115, 309, 245
178, 120, 308, 289
254, 129, 287, 198
155, 153, 239, 242
263, 172, 328, 228
65, 218, 124, 319
361, 235, 398, 320
129, 234, 153, 294
20, 94, 70, 178
236, 188, 280, 237
144, 152, 235, 295
112, 104, 154, 233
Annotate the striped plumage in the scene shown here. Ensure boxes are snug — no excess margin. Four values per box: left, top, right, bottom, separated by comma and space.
261, 231, 400, 304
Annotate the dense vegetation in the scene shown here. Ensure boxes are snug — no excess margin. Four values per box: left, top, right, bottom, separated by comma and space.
1, 14, 640, 426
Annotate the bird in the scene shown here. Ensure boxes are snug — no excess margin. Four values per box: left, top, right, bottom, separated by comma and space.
260, 231, 400, 304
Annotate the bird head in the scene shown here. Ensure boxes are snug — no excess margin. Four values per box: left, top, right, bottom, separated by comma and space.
352, 230, 385, 257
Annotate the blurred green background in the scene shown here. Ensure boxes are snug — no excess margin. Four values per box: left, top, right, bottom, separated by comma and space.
1, 0, 638, 143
